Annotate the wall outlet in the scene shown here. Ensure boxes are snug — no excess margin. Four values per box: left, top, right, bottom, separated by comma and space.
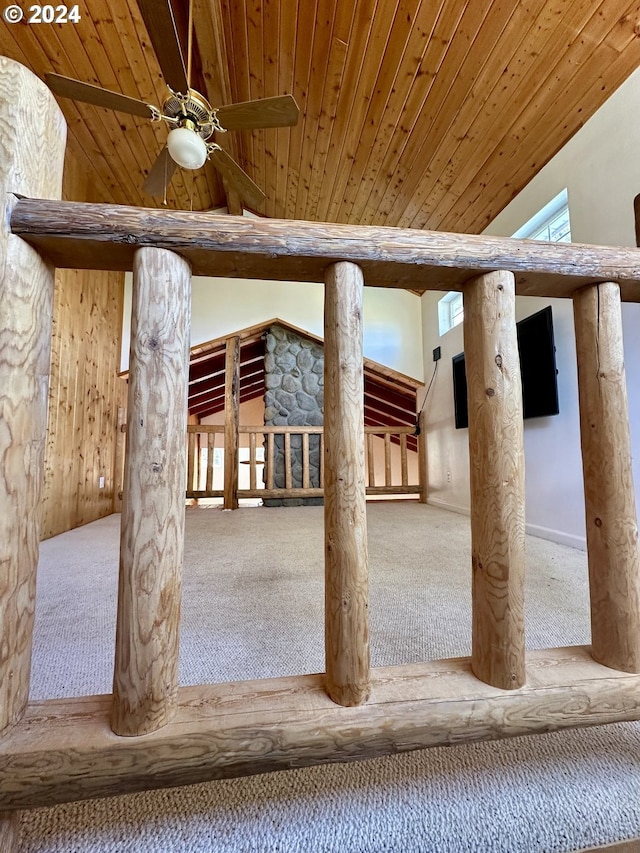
433, 346, 441, 362
99, 476, 105, 489
446, 470, 452, 483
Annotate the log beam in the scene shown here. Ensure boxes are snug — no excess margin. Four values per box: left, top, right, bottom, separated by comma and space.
323, 262, 370, 706
1, 647, 640, 812
112, 248, 192, 736
9, 199, 640, 301
573, 283, 640, 672
464, 271, 526, 690
223, 336, 240, 510
0, 58, 66, 735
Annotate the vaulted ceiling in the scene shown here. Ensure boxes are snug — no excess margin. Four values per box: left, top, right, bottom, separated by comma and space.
3, 1, 640, 233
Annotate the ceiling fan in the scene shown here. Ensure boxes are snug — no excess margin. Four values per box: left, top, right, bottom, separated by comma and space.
44, 0, 299, 210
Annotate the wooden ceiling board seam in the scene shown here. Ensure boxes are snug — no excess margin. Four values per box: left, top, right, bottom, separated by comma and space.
103, 0, 189, 207
440, 0, 634, 215
283, 0, 320, 215
355, 0, 471, 226
231, 0, 260, 204
274, 0, 300, 218
369, 0, 509, 227
324, 0, 404, 223
417, 0, 618, 229
0, 27, 119, 203
122, 0, 198, 208
440, 0, 640, 232
261, 0, 281, 216
303, 35, 349, 221
63, 3, 162, 209
28, 18, 139, 206
196, 0, 248, 212
453, 39, 640, 234
313, 0, 384, 222
292, 0, 343, 220
338, 0, 440, 223
90, 1, 183, 204
4, 22, 132, 204
380, 0, 529, 228
345, 0, 450, 225
247, 0, 266, 206
411, 0, 576, 230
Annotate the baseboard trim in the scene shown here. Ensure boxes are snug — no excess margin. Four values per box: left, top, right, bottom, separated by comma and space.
427, 499, 586, 551
524, 522, 586, 552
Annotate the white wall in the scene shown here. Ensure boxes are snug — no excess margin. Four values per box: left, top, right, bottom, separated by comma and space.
121, 274, 424, 381
422, 67, 640, 548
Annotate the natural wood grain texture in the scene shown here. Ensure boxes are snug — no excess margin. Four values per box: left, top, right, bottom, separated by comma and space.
573, 283, 640, 673
0, 58, 66, 733
464, 271, 525, 690
112, 248, 191, 737
113, 406, 127, 512
3, 647, 640, 811
223, 336, 240, 510
10, 200, 640, 301
384, 433, 392, 487
5, 2, 640, 227
323, 262, 370, 707
0, 812, 19, 851
367, 433, 376, 488
40, 268, 125, 538
302, 432, 310, 489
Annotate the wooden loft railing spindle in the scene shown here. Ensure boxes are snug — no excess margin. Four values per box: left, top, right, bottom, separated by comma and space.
0, 58, 66, 735
323, 261, 370, 707
111, 247, 192, 736
223, 336, 240, 510
573, 282, 640, 673
464, 270, 526, 690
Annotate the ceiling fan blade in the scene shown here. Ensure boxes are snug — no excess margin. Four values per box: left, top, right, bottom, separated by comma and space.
143, 147, 178, 197
137, 0, 189, 94
45, 74, 154, 119
208, 148, 266, 209
216, 95, 300, 131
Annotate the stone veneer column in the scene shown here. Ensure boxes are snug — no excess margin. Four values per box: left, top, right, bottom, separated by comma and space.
263, 325, 324, 506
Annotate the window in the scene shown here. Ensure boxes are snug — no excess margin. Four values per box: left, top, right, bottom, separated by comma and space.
438, 290, 464, 336
512, 189, 571, 243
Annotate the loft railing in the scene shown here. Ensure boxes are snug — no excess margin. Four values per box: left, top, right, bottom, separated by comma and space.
185, 423, 424, 503
1, 58, 640, 847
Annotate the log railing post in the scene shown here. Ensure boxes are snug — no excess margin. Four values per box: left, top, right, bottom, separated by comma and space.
223, 335, 240, 509
111, 247, 191, 736
573, 282, 640, 672
418, 410, 428, 503
323, 261, 370, 706
0, 57, 66, 736
464, 270, 526, 690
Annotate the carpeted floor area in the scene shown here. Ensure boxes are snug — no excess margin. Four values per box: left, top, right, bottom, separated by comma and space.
18, 502, 640, 851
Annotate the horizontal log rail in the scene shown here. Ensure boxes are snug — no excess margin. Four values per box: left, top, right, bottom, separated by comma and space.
185, 424, 421, 500
10, 198, 640, 301
2, 646, 640, 812
5, 61, 640, 849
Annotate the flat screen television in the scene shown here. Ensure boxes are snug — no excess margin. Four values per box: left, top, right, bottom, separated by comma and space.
452, 305, 559, 429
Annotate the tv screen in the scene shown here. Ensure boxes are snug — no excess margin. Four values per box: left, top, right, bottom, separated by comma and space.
451, 305, 559, 429
517, 306, 559, 419
452, 352, 468, 429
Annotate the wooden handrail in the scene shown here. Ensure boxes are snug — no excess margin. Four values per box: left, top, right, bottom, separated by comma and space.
10, 198, 640, 301
184, 423, 421, 499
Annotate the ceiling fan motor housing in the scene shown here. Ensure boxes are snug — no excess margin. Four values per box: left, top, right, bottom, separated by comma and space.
163, 89, 219, 140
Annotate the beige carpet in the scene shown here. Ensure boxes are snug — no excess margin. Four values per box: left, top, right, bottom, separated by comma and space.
17, 502, 640, 851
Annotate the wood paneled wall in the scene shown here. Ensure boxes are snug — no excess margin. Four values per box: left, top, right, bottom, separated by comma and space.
40, 153, 126, 539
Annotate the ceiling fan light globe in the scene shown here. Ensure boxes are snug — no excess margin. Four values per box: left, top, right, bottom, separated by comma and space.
167, 127, 207, 170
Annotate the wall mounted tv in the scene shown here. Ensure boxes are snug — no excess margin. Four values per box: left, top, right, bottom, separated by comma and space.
452, 305, 559, 429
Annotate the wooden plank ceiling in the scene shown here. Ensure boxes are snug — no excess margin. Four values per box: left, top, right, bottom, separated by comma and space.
2, 1, 640, 232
